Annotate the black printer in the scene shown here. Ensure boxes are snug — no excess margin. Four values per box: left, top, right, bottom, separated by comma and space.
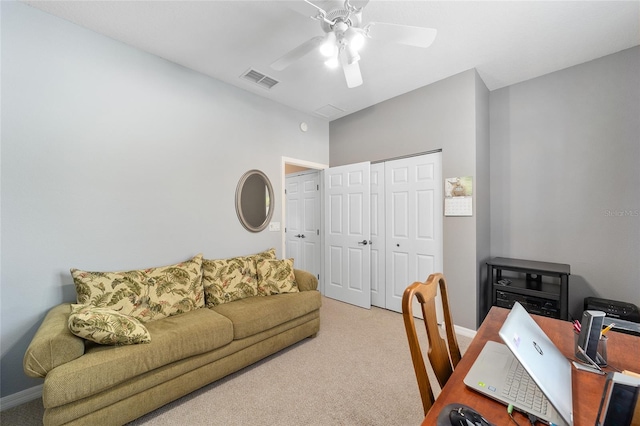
584, 297, 640, 337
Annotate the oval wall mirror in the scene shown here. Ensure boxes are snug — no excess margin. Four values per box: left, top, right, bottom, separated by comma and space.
235, 169, 274, 232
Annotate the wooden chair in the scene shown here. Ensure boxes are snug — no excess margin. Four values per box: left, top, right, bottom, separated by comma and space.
402, 272, 462, 415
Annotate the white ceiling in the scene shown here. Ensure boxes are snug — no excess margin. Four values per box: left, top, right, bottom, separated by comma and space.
22, 0, 640, 121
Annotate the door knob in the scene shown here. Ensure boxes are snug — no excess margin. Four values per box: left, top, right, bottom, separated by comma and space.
358, 240, 369, 245
300, 234, 306, 238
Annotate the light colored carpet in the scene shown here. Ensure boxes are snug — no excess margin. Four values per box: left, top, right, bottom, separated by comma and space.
1, 296, 471, 425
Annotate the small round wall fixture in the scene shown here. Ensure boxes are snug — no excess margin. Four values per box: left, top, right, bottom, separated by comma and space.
235, 169, 274, 232
300, 122, 308, 132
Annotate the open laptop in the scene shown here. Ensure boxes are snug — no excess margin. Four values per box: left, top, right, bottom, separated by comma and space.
464, 302, 573, 425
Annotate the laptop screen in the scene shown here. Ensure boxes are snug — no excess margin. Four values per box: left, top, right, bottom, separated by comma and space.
498, 302, 573, 425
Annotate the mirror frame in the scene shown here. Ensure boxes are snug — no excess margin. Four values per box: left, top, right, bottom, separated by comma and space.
235, 169, 274, 233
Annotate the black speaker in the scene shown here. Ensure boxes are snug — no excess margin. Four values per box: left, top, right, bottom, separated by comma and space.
576, 310, 606, 364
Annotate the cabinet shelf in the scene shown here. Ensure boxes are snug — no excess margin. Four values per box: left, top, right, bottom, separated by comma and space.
493, 278, 561, 301
484, 257, 570, 321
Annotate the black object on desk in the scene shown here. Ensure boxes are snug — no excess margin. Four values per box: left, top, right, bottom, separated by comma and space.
585, 297, 640, 337
436, 403, 494, 426
482, 257, 570, 324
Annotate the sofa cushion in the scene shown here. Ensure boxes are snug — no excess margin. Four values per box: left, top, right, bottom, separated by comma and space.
257, 258, 299, 295
24, 304, 86, 379
203, 248, 276, 306
44, 307, 234, 407
71, 254, 204, 323
211, 290, 321, 339
68, 305, 151, 345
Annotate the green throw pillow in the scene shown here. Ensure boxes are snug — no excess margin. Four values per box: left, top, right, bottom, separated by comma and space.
68, 304, 151, 345
257, 258, 299, 295
71, 254, 204, 323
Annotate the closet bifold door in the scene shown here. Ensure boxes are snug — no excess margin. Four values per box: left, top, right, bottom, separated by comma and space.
370, 163, 386, 308
323, 162, 371, 309
384, 153, 443, 320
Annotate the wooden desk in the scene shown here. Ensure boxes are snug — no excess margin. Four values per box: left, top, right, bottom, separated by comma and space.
422, 307, 640, 425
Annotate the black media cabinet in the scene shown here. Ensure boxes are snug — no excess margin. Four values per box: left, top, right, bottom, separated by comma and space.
486, 257, 570, 321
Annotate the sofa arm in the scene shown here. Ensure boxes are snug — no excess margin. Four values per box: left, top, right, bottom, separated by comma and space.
23, 303, 85, 378
294, 269, 318, 292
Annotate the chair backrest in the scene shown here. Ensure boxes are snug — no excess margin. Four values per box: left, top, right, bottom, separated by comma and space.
402, 273, 462, 415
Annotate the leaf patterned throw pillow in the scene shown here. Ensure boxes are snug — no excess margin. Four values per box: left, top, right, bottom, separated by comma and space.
68, 304, 151, 345
252, 248, 276, 264
202, 248, 277, 306
202, 257, 258, 306
257, 258, 299, 295
71, 254, 204, 323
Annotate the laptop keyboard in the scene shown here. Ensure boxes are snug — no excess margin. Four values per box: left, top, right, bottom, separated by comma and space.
502, 358, 549, 416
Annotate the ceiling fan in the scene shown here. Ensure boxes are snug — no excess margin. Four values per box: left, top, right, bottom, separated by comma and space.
271, 0, 437, 88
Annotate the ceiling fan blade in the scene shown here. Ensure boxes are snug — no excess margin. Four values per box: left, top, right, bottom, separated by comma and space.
270, 36, 324, 71
348, 0, 371, 11
342, 60, 363, 88
366, 22, 437, 48
285, 0, 326, 18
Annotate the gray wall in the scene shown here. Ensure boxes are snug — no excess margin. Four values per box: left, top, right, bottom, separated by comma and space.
330, 69, 491, 330
490, 46, 640, 319
474, 72, 492, 326
0, 2, 329, 398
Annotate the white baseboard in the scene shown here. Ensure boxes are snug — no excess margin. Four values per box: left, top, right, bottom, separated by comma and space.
454, 324, 477, 339
0, 385, 42, 411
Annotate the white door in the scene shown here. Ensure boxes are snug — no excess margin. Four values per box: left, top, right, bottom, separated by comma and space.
324, 162, 371, 309
370, 163, 386, 308
385, 153, 443, 314
285, 175, 303, 265
285, 172, 320, 280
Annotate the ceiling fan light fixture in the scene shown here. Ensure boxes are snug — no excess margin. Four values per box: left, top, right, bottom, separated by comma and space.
345, 43, 360, 64
319, 31, 337, 57
324, 54, 340, 69
325, 45, 340, 68
345, 28, 366, 51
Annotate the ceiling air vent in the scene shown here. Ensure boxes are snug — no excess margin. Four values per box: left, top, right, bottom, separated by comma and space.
241, 69, 279, 90
314, 104, 345, 119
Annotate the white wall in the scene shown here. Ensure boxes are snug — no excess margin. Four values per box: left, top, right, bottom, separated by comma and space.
0, 1, 329, 398
490, 47, 640, 318
330, 69, 490, 330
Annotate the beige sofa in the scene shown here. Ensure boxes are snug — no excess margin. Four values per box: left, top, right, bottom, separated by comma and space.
23, 251, 321, 426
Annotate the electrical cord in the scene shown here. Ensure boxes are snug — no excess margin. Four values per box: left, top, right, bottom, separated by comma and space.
507, 404, 522, 426
507, 404, 541, 426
